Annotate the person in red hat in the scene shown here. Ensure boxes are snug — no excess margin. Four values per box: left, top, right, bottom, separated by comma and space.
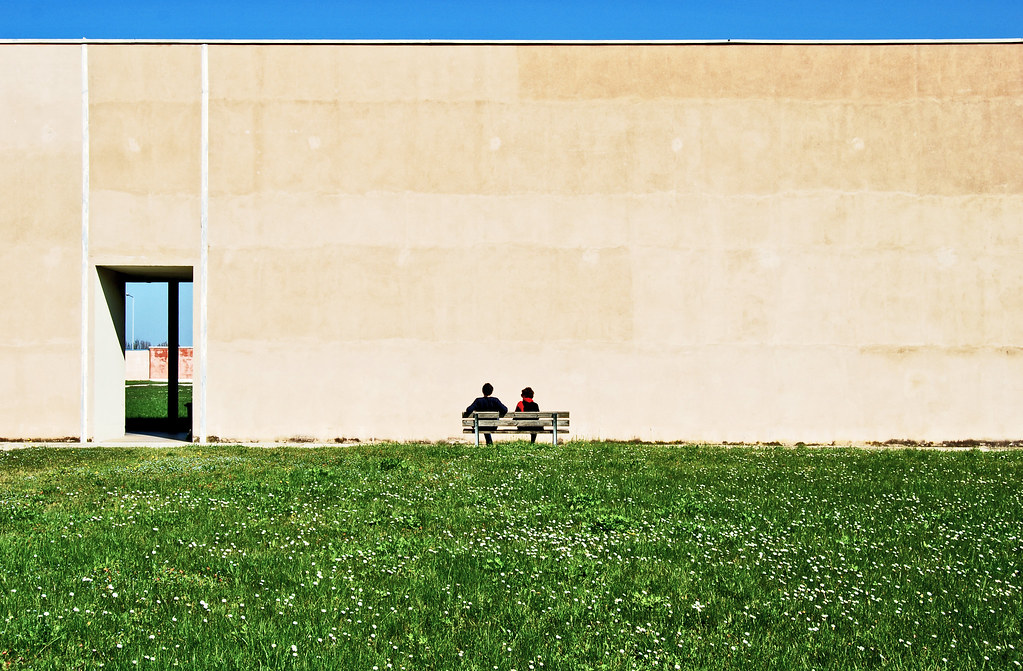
515, 387, 540, 444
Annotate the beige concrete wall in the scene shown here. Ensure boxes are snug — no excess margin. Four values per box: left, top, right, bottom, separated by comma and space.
126, 349, 149, 380
91, 267, 125, 441
85, 46, 202, 440
0, 45, 82, 439
88, 45, 202, 264
1, 42, 1020, 442
205, 43, 1023, 442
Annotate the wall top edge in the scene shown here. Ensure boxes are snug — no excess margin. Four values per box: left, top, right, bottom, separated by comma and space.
1, 38, 1021, 46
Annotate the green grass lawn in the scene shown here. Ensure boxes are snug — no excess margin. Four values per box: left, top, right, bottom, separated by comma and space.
125, 382, 192, 432
0, 443, 1020, 670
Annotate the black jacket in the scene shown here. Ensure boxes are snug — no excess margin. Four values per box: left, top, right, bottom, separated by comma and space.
463, 396, 508, 417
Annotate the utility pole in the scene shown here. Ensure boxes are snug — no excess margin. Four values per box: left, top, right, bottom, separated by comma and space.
126, 292, 135, 349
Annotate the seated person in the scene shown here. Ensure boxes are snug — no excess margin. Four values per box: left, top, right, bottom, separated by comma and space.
463, 383, 508, 445
516, 387, 540, 444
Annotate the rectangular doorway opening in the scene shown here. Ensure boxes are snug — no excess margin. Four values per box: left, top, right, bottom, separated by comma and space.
125, 279, 193, 438
92, 266, 193, 442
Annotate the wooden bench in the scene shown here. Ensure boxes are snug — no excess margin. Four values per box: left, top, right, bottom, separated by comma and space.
462, 411, 570, 446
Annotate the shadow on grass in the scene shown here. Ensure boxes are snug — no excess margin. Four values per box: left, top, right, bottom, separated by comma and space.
125, 381, 192, 435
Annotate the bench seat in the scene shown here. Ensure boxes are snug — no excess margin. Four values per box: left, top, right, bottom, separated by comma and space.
462, 411, 570, 445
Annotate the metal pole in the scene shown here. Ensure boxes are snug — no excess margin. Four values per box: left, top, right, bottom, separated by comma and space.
126, 292, 134, 349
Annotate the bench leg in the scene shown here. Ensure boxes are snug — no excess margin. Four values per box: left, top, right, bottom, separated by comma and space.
553, 417, 558, 446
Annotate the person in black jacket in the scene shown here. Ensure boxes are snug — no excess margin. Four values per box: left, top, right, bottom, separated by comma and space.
463, 383, 508, 445
515, 387, 540, 444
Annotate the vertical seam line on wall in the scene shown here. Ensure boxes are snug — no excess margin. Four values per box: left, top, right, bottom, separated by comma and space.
80, 43, 89, 444
200, 43, 209, 443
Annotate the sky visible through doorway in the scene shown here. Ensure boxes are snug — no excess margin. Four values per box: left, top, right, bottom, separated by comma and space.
125, 282, 193, 349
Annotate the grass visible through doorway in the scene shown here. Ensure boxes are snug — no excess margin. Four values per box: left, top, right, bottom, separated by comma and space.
125, 381, 192, 432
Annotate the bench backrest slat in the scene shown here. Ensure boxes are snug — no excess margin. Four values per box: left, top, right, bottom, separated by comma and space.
462, 412, 570, 429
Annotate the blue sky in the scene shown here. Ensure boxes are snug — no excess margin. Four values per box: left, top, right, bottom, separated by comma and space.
126, 283, 193, 349
3, 0, 1022, 40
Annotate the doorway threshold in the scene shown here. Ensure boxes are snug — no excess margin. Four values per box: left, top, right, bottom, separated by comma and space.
101, 432, 192, 446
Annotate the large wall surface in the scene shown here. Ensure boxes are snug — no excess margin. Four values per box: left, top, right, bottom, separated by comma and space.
0, 45, 82, 439
2, 42, 1021, 443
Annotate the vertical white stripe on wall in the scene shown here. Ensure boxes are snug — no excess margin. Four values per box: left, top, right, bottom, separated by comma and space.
80, 43, 89, 444
199, 43, 209, 444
